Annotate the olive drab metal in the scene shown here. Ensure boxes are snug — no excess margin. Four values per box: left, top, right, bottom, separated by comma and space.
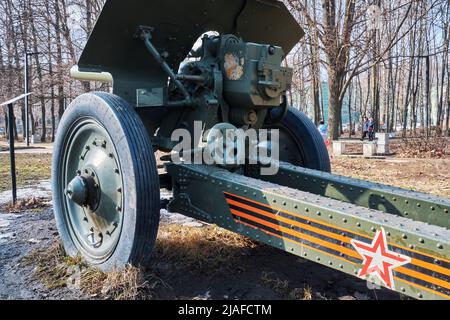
52, 0, 450, 300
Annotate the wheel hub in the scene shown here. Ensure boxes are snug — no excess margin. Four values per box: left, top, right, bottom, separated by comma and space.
65, 176, 87, 206
65, 173, 100, 209
61, 119, 124, 261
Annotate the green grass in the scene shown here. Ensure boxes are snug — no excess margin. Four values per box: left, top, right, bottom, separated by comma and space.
0, 153, 52, 192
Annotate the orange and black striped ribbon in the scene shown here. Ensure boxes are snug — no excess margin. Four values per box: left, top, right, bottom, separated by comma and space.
224, 192, 450, 299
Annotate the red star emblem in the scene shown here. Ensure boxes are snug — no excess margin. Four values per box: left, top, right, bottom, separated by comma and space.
350, 227, 411, 290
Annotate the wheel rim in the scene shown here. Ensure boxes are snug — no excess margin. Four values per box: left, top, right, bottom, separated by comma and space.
60, 117, 124, 262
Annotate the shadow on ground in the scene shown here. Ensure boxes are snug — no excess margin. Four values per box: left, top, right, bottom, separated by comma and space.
0, 205, 400, 300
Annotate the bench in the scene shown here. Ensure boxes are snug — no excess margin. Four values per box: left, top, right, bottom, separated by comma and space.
333, 133, 390, 157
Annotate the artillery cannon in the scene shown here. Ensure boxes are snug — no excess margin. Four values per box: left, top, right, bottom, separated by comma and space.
52, 0, 450, 300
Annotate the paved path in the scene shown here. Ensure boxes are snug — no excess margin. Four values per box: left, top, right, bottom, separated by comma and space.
0, 142, 53, 154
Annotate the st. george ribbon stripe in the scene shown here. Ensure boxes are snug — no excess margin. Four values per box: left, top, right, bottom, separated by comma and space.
223, 192, 450, 297
224, 192, 450, 269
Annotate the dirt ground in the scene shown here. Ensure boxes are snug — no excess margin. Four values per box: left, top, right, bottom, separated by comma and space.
1, 153, 449, 300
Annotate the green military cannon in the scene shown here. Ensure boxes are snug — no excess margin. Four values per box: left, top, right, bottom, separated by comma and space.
52, 0, 450, 300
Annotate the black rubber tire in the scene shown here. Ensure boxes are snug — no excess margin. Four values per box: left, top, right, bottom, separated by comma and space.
52, 92, 160, 271
276, 107, 331, 172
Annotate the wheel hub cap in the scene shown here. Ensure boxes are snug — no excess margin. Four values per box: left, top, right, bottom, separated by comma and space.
65, 176, 88, 206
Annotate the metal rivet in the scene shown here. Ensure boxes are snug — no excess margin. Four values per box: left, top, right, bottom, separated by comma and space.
437, 243, 443, 249
419, 238, 425, 244
116, 206, 122, 212
402, 234, 407, 239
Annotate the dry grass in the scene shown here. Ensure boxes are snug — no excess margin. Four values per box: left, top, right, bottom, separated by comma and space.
80, 265, 164, 300
156, 224, 257, 273
331, 157, 450, 198
1, 196, 51, 213
302, 285, 313, 300
260, 271, 312, 300
22, 241, 163, 300
397, 136, 449, 158
21, 223, 257, 299
22, 241, 82, 290
0, 153, 52, 192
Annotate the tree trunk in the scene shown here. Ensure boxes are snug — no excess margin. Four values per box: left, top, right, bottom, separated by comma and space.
54, 0, 66, 121
28, 0, 46, 142
348, 82, 353, 137
328, 71, 343, 140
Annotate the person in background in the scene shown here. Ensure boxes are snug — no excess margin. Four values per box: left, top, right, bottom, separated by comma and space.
368, 117, 375, 141
318, 120, 328, 143
361, 117, 369, 141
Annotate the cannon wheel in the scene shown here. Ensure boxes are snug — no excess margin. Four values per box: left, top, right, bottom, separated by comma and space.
267, 107, 331, 172
52, 92, 160, 271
